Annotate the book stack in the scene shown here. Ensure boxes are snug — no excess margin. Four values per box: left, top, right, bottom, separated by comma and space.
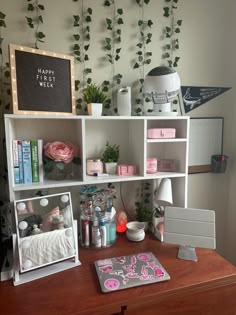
12, 139, 43, 184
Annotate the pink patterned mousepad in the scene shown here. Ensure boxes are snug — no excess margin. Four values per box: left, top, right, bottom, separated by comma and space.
94, 252, 170, 293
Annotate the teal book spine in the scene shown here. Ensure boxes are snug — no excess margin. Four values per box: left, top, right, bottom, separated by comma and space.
17, 140, 24, 184
37, 139, 44, 183
22, 140, 32, 184
31, 139, 39, 182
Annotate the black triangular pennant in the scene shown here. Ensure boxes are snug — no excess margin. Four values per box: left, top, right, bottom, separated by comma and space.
181, 86, 231, 113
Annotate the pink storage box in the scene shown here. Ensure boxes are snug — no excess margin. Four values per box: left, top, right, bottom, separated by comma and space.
118, 164, 137, 176
147, 128, 176, 139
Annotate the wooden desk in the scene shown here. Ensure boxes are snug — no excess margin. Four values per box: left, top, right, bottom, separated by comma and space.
1, 233, 236, 315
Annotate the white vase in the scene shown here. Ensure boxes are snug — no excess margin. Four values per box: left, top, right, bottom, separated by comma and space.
105, 162, 117, 175
87, 103, 103, 116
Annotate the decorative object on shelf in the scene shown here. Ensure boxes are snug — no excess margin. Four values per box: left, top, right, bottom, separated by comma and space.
9, 44, 76, 115
83, 83, 107, 116
146, 158, 158, 174
43, 141, 81, 180
126, 221, 145, 242
118, 164, 137, 176
117, 86, 132, 116
158, 159, 178, 172
147, 128, 176, 139
86, 158, 103, 175
102, 141, 120, 175
144, 66, 181, 116
116, 209, 127, 233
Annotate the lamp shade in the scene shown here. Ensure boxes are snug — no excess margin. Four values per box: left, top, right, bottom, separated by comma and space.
154, 178, 173, 206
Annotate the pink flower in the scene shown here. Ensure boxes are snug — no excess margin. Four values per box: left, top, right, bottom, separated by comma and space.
44, 141, 78, 164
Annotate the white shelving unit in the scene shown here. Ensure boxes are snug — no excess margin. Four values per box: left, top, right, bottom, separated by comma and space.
5, 114, 189, 207
4, 114, 189, 283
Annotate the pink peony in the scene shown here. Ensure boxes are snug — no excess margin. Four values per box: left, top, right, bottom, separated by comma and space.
44, 141, 78, 164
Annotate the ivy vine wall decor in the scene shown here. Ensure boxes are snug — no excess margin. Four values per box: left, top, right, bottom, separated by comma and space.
72, 0, 93, 113
102, 0, 124, 115
133, 0, 153, 115
25, 0, 46, 49
0, 0, 183, 201
162, 0, 182, 68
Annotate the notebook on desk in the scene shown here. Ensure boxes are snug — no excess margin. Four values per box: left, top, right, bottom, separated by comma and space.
94, 252, 170, 293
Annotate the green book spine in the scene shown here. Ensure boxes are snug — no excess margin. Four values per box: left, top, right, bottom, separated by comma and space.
31, 139, 39, 182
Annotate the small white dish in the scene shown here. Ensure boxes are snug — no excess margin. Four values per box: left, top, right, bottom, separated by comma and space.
126, 221, 145, 242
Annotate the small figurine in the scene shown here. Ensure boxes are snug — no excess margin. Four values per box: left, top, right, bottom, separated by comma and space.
52, 214, 65, 230
31, 224, 42, 235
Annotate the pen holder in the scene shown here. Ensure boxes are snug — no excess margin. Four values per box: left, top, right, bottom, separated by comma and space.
211, 155, 229, 173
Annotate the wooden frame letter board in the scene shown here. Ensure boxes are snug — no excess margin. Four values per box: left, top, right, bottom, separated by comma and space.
9, 44, 76, 115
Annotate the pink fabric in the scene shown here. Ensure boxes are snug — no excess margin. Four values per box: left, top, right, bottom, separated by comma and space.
41, 207, 60, 232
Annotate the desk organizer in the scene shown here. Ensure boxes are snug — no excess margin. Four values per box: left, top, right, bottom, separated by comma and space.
147, 128, 176, 139
211, 155, 229, 173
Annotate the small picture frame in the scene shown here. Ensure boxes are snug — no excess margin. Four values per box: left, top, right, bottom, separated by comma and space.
9, 44, 76, 115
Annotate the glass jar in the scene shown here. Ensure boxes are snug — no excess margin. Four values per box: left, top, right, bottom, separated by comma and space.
86, 158, 103, 175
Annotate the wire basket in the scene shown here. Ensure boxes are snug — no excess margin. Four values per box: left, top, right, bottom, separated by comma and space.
211, 155, 229, 173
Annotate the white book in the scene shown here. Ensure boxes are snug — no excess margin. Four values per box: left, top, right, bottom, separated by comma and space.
12, 140, 20, 184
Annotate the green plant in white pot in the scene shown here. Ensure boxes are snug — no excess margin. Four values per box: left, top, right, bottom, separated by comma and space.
83, 83, 107, 116
102, 142, 120, 174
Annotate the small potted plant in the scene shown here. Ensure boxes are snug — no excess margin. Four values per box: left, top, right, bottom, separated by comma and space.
83, 83, 107, 116
102, 142, 120, 174
135, 181, 153, 230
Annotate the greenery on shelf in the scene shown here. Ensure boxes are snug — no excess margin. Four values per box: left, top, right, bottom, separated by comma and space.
25, 0, 45, 49
102, 142, 120, 163
83, 83, 107, 104
72, 0, 93, 113
162, 0, 182, 68
133, 0, 153, 115
135, 181, 153, 223
102, 0, 124, 114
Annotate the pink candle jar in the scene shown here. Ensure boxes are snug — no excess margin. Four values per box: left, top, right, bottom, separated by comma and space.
86, 159, 103, 175
146, 158, 157, 174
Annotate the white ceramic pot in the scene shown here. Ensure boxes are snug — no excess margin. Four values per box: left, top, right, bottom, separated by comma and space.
87, 103, 103, 116
126, 221, 145, 242
105, 162, 117, 175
